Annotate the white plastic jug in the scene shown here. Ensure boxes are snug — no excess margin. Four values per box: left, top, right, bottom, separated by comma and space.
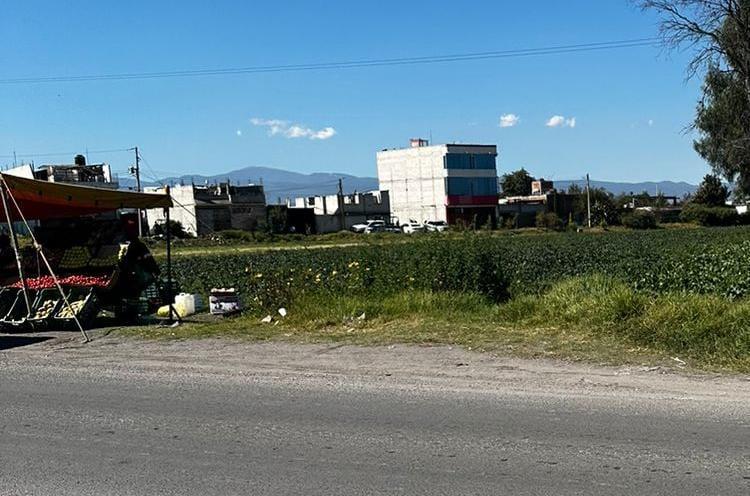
174, 293, 196, 316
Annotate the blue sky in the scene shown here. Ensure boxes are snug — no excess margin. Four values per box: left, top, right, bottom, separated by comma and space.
1, 1, 708, 183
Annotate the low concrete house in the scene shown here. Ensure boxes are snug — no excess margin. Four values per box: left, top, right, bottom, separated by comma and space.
287, 190, 390, 233
145, 182, 266, 236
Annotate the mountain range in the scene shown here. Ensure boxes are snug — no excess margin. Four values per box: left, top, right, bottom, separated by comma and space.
122, 166, 380, 201
554, 179, 697, 198
121, 165, 697, 201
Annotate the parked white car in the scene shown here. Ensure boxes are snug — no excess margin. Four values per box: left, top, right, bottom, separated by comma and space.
365, 222, 387, 234
351, 219, 385, 233
424, 220, 449, 232
401, 220, 425, 234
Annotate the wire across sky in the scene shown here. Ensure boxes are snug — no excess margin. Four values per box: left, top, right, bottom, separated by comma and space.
0, 38, 660, 85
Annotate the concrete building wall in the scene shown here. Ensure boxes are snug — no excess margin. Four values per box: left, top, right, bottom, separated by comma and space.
229, 205, 266, 231
376, 145, 447, 224
287, 191, 391, 233
145, 183, 266, 236
144, 185, 200, 235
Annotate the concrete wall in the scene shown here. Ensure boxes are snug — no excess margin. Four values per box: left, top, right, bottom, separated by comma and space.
144, 185, 200, 235
376, 145, 447, 224
145, 183, 267, 236
229, 205, 266, 231
287, 191, 391, 233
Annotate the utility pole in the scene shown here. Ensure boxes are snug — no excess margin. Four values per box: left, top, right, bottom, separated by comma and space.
129, 146, 143, 237
586, 173, 592, 228
337, 178, 346, 231
133, 146, 142, 192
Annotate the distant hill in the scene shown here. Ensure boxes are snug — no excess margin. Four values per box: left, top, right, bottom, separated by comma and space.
120, 165, 698, 201
554, 180, 697, 198
121, 166, 379, 202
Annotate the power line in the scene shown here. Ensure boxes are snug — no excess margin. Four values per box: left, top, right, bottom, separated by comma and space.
0, 147, 131, 159
133, 152, 166, 185
0, 38, 659, 85
135, 152, 342, 194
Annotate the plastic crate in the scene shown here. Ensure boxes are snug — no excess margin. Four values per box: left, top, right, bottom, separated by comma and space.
0, 288, 20, 319
0, 289, 38, 332
88, 244, 126, 268
27, 288, 65, 331
0, 288, 20, 332
53, 287, 99, 331
58, 246, 91, 270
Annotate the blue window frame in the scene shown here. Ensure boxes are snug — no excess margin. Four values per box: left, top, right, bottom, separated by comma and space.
445, 153, 496, 170
473, 154, 496, 170
446, 177, 498, 196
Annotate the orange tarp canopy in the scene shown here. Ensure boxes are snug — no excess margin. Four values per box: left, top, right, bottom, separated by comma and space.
0, 173, 172, 220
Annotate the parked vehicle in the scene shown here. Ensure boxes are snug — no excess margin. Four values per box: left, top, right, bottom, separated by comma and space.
365, 222, 387, 234
401, 220, 425, 234
351, 219, 385, 233
424, 220, 449, 232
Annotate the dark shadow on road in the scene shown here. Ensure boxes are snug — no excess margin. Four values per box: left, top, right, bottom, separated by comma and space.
0, 336, 53, 351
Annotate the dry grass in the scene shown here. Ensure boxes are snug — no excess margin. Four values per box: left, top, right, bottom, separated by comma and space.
117, 276, 750, 373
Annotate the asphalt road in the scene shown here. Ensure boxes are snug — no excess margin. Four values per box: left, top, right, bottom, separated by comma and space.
0, 336, 748, 495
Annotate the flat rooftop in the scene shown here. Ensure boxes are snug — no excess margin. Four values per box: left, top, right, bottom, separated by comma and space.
379, 143, 497, 152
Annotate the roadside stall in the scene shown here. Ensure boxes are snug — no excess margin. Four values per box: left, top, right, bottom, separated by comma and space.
0, 173, 174, 341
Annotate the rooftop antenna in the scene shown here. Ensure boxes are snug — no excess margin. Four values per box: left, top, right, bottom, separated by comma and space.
12, 150, 16, 167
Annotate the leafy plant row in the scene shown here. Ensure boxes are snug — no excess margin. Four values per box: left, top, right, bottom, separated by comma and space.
170, 227, 750, 312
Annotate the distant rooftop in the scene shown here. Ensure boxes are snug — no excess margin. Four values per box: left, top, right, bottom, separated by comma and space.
380, 138, 496, 152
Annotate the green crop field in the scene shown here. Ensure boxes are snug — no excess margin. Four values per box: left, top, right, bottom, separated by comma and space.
126, 226, 750, 372
171, 226, 750, 310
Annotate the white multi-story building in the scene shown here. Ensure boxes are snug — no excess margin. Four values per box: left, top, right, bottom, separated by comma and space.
376, 139, 498, 226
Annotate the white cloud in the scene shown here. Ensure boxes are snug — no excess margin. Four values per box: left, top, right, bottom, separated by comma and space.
311, 127, 336, 140
546, 115, 576, 128
546, 115, 565, 127
250, 117, 337, 140
236, 129, 242, 136
499, 113, 520, 128
286, 125, 308, 138
648, 119, 654, 127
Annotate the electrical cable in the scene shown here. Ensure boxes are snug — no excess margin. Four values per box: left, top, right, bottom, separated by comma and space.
0, 148, 131, 159
0, 38, 660, 85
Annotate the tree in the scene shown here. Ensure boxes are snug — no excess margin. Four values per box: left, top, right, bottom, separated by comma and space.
567, 183, 583, 194
570, 187, 620, 226
151, 220, 190, 238
694, 68, 750, 192
638, 1, 750, 194
692, 173, 729, 205
500, 168, 534, 197
638, 1, 750, 91
589, 188, 621, 226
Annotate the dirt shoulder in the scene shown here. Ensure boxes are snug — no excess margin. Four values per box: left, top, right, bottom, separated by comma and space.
1, 330, 748, 404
